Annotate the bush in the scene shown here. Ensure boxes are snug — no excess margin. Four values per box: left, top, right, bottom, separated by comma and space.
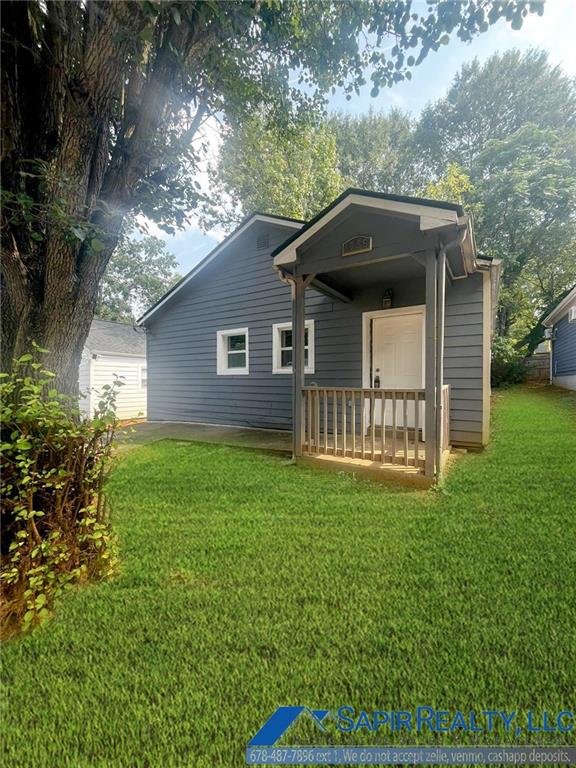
491, 335, 527, 388
0, 351, 120, 638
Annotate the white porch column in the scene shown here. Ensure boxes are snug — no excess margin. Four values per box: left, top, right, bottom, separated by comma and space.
425, 250, 438, 478
435, 247, 446, 474
291, 275, 306, 458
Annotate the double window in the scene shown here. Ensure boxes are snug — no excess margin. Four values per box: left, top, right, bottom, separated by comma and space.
216, 321, 315, 376
216, 328, 249, 375
272, 320, 315, 374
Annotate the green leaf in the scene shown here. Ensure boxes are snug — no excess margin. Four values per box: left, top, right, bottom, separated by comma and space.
71, 226, 88, 242
90, 238, 105, 253
139, 25, 154, 43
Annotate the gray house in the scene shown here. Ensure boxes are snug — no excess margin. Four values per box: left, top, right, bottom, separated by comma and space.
542, 284, 576, 391
139, 189, 500, 485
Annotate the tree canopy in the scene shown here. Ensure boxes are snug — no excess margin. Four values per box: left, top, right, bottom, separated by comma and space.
474, 124, 576, 335
1, 0, 539, 390
413, 48, 576, 176
96, 236, 180, 322
203, 116, 343, 227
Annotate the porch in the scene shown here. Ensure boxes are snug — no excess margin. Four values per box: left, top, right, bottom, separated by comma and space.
272, 189, 479, 484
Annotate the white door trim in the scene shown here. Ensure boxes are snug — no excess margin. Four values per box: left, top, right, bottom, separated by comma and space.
361, 305, 426, 389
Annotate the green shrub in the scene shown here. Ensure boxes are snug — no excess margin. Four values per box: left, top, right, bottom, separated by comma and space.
491, 335, 527, 388
0, 351, 120, 638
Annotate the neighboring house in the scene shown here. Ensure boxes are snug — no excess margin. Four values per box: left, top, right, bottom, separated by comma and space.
79, 319, 147, 419
138, 189, 500, 485
542, 285, 576, 391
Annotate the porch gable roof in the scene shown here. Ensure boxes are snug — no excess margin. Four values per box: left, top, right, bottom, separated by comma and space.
272, 188, 475, 278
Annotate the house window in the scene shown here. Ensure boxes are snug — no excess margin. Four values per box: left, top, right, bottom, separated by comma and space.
272, 320, 315, 374
217, 328, 249, 375
139, 365, 147, 390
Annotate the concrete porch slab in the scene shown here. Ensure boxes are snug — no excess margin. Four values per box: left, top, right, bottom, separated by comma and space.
117, 420, 292, 454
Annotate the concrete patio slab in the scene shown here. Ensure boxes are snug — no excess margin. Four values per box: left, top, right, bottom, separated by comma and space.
117, 420, 292, 454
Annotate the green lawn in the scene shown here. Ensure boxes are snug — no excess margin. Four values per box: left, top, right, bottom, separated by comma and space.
2, 387, 576, 767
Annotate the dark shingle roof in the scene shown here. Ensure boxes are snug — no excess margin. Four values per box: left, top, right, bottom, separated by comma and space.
86, 319, 146, 356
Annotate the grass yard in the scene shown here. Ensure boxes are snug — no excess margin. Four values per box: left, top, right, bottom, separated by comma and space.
2, 387, 576, 767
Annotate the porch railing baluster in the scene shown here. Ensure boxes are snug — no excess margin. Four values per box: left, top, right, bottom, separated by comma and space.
370, 391, 376, 460
391, 391, 397, 464
351, 392, 356, 458
333, 390, 338, 455
342, 390, 347, 457
382, 391, 388, 463
361, 391, 366, 459
323, 390, 328, 454
414, 391, 420, 468
403, 392, 409, 466
380, 391, 385, 463
314, 389, 320, 453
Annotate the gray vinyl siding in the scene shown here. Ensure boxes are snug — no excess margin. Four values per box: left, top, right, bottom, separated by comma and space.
145, 227, 488, 446
444, 273, 485, 446
146, 224, 327, 429
553, 312, 576, 376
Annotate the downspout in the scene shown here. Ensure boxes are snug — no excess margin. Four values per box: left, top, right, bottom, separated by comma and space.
274, 267, 299, 458
274, 265, 293, 290
435, 246, 446, 475
435, 226, 468, 476
449, 222, 474, 279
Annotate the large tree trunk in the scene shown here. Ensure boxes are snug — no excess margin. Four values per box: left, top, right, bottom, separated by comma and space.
2, 281, 95, 396
1, 233, 120, 394
1, 2, 145, 394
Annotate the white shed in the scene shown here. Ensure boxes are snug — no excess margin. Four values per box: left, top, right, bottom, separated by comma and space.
79, 319, 147, 419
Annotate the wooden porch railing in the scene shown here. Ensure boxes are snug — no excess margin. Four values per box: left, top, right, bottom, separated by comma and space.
302, 386, 451, 470
302, 387, 425, 468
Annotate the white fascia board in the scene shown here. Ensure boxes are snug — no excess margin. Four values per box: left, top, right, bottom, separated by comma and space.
274, 246, 298, 266
91, 350, 147, 359
138, 214, 302, 325
542, 286, 576, 327
419, 212, 459, 231
273, 193, 459, 267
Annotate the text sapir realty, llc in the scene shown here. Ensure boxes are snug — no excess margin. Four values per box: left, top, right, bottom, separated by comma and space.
335, 706, 574, 735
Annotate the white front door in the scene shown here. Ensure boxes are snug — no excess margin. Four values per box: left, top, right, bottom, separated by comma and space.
369, 310, 424, 428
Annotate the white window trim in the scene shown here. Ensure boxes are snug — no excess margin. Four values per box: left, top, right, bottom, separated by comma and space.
272, 320, 315, 374
217, 327, 250, 375
138, 363, 148, 391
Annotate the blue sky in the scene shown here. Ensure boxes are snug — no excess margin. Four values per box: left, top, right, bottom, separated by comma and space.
148, 0, 576, 276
